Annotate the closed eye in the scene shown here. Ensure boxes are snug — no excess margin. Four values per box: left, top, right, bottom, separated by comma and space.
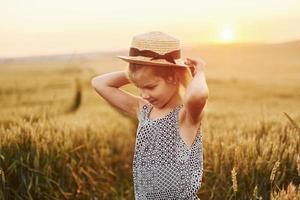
146, 86, 156, 89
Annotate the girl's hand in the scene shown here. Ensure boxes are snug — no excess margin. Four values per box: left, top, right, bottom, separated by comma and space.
184, 57, 206, 77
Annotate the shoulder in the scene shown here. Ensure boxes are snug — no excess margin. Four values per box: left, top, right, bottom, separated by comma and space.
177, 105, 203, 148
180, 95, 207, 126
178, 104, 204, 127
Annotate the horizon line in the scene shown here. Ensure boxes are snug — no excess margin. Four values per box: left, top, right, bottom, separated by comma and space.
1, 38, 299, 61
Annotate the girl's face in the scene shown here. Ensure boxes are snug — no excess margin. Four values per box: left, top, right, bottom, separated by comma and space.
131, 67, 178, 108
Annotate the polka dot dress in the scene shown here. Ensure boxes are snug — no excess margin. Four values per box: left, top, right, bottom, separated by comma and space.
132, 102, 203, 200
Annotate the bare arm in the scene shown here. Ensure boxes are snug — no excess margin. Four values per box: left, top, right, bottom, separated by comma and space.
91, 70, 145, 119
183, 58, 209, 124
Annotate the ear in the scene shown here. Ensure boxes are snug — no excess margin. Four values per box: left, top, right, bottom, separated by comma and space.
166, 76, 173, 84
166, 78, 177, 86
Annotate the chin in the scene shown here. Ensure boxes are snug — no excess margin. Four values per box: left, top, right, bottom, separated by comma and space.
156, 102, 167, 109
151, 102, 158, 106
151, 101, 160, 107
149, 100, 158, 105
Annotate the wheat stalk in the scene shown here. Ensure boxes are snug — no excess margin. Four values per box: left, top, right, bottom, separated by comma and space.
231, 167, 238, 193
297, 155, 300, 177
270, 161, 280, 182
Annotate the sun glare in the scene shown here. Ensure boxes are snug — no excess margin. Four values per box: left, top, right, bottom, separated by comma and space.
219, 27, 235, 43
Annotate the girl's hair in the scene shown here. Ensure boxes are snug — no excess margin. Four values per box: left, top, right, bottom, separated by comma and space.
127, 63, 193, 96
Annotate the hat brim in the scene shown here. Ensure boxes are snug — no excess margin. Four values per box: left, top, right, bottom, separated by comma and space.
117, 55, 188, 68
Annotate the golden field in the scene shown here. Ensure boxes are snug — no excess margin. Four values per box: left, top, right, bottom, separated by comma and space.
0, 41, 299, 199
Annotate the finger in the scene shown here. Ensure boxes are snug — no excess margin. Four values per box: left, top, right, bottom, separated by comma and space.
188, 67, 196, 77
186, 58, 193, 63
189, 66, 195, 72
186, 64, 195, 69
187, 58, 197, 65
184, 61, 193, 66
184, 59, 191, 64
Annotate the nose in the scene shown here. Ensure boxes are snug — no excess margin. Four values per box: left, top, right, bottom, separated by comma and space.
140, 90, 150, 99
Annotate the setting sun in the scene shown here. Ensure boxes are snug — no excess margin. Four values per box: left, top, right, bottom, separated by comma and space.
219, 27, 235, 43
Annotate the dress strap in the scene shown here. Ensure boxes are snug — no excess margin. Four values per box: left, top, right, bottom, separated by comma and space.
173, 104, 184, 117
138, 103, 150, 121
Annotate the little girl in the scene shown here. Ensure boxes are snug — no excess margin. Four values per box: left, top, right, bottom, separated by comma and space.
91, 31, 208, 200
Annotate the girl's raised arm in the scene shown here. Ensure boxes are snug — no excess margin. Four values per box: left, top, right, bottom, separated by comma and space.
183, 58, 209, 125
91, 70, 145, 119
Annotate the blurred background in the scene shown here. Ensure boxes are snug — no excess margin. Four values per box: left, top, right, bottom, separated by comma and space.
1, 0, 300, 58
0, 0, 299, 199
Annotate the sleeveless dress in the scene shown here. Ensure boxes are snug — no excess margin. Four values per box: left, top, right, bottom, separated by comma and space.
132, 102, 203, 200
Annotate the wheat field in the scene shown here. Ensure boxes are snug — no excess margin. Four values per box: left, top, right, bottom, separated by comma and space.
0, 42, 299, 200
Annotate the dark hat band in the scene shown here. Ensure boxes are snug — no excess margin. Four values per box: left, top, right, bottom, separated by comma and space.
129, 47, 180, 64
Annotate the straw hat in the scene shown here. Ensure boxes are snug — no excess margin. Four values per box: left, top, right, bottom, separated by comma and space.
117, 31, 188, 68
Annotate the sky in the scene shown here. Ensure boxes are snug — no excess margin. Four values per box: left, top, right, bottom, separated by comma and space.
1, 0, 300, 58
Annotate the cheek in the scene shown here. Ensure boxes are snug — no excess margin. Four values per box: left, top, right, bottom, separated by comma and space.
147, 89, 158, 99
154, 89, 167, 99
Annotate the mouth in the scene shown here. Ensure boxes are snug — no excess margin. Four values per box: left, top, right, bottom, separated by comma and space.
149, 99, 157, 104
